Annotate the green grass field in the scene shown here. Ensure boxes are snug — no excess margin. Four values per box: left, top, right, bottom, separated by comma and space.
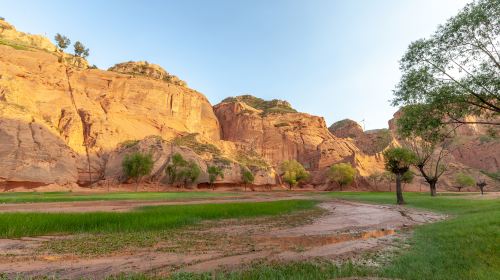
0, 191, 235, 204
0, 199, 316, 238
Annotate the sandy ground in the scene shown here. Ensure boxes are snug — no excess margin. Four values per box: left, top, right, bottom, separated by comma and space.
0, 197, 445, 279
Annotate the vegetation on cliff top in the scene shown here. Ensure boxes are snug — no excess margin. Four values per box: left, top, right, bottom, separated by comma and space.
222, 95, 297, 115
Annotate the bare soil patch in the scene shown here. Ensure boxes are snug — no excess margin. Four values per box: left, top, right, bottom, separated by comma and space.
0, 198, 444, 279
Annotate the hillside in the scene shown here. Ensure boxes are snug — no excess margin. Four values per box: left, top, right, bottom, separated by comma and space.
0, 19, 497, 191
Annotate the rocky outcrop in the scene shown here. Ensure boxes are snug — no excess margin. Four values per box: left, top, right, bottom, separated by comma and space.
108, 61, 187, 86
329, 119, 392, 155
214, 98, 385, 180
0, 22, 220, 187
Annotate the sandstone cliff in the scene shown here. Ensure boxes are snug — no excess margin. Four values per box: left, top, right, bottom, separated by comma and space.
0, 20, 221, 187
214, 96, 386, 183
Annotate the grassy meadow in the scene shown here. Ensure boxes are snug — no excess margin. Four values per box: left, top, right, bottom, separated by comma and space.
0, 191, 236, 204
0, 199, 316, 238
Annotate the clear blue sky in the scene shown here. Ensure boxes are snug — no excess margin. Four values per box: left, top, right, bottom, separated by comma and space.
2, 0, 470, 129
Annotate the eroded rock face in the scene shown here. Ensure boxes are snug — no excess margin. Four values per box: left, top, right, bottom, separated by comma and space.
0, 31, 220, 186
214, 99, 381, 178
329, 119, 392, 155
0, 118, 79, 188
103, 136, 276, 186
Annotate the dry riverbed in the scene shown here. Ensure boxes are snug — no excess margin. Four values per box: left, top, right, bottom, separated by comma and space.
0, 197, 445, 279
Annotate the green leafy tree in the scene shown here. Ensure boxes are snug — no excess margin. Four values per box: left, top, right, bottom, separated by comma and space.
165, 153, 200, 188
401, 170, 415, 186
455, 173, 475, 192
207, 165, 224, 190
122, 152, 154, 191
383, 147, 416, 205
397, 120, 450, 196
392, 0, 499, 129
241, 167, 255, 191
327, 163, 356, 191
54, 33, 70, 51
280, 160, 309, 190
73, 41, 89, 58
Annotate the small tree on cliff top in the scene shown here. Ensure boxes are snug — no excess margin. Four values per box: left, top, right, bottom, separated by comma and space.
327, 163, 356, 191
54, 33, 70, 51
122, 152, 154, 191
73, 41, 89, 58
383, 147, 416, 205
280, 160, 309, 190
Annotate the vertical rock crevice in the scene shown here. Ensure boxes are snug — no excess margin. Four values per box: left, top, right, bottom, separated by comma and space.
64, 66, 93, 184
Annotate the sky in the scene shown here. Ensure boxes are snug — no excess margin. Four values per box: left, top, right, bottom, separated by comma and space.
1, 0, 471, 129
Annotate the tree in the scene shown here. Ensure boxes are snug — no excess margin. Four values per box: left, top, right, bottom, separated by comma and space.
165, 153, 200, 188
455, 173, 475, 192
207, 165, 224, 190
54, 33, 70, 51
73, 41, 89, 58
241, 167, 255, 191
280, 160, 309, 190
383, 147, 416, 205
368, 171, 384, 191
401, 170, 415, 188
476, 180, 487, 195
122, 152, 154, 191
327, 163, 356, 191
392, 0, 499, 130
382, 171, 396, 192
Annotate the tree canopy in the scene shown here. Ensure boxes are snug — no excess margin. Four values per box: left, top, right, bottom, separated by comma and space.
383, 147, 416, 204
207, 165, 224, 188
327, 163, 356, 190
455, 172, 475, 191
165, 153, 200, 187
280, 160, 309, 189
122, 152, 154, 190
73, 41, 89, 58
392, 0, 499, 132
54, 33, 70, 50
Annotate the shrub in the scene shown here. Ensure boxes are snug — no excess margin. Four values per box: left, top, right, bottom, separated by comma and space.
241, 167, 255, 191
327, 163, 356, 191
165, 153, 200, 188
280, 160, 309, 190
122, 152, 154, 191
454, 172, 475, 192
207, 165, 224, 189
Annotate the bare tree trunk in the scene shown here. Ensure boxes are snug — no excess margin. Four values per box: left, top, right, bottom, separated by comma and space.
396, 173, 405, 205
135, 178, 140, 192
430, 181, 437, 196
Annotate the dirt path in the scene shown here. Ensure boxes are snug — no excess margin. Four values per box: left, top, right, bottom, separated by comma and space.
0, 199, 445, 279
0, 192, 308, 213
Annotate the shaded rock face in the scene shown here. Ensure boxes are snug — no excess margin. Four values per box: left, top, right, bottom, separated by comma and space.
329, 119, 392, 155
214, 100, 367, 173
0, 39, 220, 186
103, 136, 276, 186
0, 119, 79, 188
